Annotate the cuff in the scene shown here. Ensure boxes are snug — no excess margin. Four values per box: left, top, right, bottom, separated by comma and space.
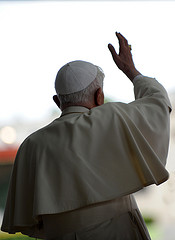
132, 74, 143, 84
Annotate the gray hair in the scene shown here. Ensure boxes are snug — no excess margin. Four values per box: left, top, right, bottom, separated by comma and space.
57, 66, 104, 106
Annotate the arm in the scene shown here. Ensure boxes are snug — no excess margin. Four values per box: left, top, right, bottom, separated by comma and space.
108, 32, 141, 81
108, 32, 171, 111
109, 32, 172, 164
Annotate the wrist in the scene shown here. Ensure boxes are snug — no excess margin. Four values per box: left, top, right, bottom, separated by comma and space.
124, 67, 141, 82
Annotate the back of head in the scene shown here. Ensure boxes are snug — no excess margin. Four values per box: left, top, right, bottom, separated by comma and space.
55, 60, 105, 107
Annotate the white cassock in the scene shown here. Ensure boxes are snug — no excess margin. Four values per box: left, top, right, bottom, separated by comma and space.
1, 75, 171, 239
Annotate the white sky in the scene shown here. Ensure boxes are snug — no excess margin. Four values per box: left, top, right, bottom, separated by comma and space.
0, 1, 175, 124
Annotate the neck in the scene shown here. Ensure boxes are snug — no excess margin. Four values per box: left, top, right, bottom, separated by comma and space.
61, 102, 97, 111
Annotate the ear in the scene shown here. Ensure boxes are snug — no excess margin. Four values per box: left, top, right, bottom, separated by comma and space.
95, 88, 104, 106
53, 95, 61, 109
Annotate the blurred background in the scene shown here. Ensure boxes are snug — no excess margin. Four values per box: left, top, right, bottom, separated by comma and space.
0, 0, 175, 239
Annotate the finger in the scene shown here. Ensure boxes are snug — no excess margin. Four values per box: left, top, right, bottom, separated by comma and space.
115, 33, 126, 55
116, 32, 128, 46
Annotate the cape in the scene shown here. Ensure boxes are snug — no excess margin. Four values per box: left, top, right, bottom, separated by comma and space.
1, 76, 171, 238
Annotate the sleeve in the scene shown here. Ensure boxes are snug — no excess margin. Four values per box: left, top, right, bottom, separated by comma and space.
130, 75, 172, 166
133, 75, 172, 111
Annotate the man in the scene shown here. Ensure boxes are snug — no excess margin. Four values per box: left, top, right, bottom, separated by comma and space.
1, 32, 171, 239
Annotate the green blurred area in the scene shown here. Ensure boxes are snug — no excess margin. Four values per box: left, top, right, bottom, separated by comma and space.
0, 232, 35, 240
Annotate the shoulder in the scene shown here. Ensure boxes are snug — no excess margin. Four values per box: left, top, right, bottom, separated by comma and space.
19, 119, 59, 148
90, 102, 130, 115
87, 102, 130, 124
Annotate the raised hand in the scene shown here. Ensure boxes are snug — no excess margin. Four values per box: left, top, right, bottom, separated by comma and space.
108, 32, 141, 81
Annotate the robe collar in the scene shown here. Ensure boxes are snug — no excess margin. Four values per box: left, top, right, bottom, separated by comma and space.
61, 106, 90, 117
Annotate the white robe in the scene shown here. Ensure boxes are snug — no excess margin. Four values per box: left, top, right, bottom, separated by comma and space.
1, 75, 171, 238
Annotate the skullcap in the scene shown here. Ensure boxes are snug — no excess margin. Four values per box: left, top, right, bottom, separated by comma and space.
55, 60, 98, 95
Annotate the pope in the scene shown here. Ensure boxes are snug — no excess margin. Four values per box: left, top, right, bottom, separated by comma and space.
1, 32, 172, 240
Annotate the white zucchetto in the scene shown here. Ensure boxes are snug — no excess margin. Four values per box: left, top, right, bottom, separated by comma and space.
55, 60, 99, 95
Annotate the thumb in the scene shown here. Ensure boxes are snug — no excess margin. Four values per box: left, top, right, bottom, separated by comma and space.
108, 43, 121, 68
108, 43, 116, 55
